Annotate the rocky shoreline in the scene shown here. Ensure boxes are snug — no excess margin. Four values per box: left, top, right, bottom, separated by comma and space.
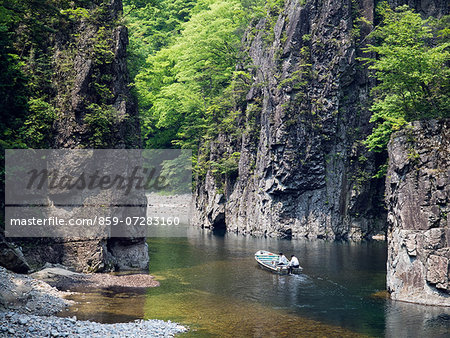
0, 266, 187, 337
0, 311, 187, 337
30, 265, 160, 291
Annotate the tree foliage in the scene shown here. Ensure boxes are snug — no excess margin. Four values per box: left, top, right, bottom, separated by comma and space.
130, 0, 255, 150
124, 0, 198, 80
362, 4, 449, 152
0, 0, 62, 149
1, 0, 134, 150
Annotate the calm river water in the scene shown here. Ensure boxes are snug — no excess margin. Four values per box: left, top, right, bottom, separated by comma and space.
63, 226, 450, 337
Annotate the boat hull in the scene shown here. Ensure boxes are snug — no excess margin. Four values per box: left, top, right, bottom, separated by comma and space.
254, 250, 302, 275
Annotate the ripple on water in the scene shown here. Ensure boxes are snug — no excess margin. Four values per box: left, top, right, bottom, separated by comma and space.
56, 228, 450, 337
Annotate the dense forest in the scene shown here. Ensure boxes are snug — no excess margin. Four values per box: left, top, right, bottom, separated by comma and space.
0, 0, 448, 165
0, 0, 448, 238
0, 0, 447, 234
125, 0, 448, 176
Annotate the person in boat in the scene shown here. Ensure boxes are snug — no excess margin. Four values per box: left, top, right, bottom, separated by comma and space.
278, 253, 289, 266
288, 254, 300, 274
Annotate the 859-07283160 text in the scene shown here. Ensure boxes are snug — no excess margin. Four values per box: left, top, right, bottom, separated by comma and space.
5, 149, 191, 237
9, 216, 181, 227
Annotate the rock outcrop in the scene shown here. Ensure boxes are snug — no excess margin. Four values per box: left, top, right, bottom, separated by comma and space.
0, 235, 30, 274
52, 0, 139, 149
386, 119, 449, 306
50, 0, 148, 272
3, 0, 149, 273
193, 0, 386, 240
193, 0, 448, 240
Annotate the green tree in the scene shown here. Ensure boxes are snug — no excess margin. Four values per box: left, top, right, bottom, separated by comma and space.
124, 0, 198, 80
135, 0, 248, 149
0, 0, 64, 149
362, 4, 449, 152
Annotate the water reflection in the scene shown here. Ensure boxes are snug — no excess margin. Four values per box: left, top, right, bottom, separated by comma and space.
385, 301, 450, 337
63, 287, 148, 323
181, 228, 387, 334
60, 227, 450, 337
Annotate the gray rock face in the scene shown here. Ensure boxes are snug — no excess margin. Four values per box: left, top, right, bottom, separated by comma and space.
19, 238, 119, 273
193, 0, 386, 239
388, 0, 448, 17
6, 0, 148, 273
193, 0, 447, 240
386, 119, 449, 306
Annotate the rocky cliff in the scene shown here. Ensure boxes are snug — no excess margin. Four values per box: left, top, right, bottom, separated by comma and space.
49, 0, 149, 272
386, 119, 449, 306
193, 0, 447, 240
52, 0, 139, 149
4, 0, 148, 272
194, 0, 384, 240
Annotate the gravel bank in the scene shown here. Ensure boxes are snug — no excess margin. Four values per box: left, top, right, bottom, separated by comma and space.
0, 311, 187, 337
0, 266, 187, 337
31, 266, 160, 290
0, 266, 72, 315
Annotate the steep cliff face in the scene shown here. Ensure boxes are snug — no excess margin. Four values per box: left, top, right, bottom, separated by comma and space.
193, 0, 385, 239
10, 0, 149, 272
386, 119, 449, 306
53, 0, 139, 149
193, 0, 447, 240
52, 0, 148, 272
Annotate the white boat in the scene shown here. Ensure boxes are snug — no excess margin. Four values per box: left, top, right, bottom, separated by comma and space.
254, 250, 302, 275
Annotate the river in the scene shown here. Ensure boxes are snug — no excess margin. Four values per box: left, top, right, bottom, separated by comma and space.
62, 226, 450, 337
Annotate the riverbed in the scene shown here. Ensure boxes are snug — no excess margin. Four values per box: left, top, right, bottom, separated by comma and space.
60, 226, 450, 337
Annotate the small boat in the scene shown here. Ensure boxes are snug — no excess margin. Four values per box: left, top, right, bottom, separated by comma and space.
255, 250, 302, 275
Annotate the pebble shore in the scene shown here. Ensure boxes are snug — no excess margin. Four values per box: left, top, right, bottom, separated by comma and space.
0, 266, 187, 337
0, 311, 187, 337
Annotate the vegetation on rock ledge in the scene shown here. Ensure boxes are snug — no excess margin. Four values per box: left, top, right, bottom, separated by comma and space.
362, 3, 449, 152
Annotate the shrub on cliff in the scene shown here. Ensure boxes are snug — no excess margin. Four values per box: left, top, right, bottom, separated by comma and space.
362, 3, 449, 152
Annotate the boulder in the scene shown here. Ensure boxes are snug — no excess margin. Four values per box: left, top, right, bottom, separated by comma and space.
0, 236, 30, 273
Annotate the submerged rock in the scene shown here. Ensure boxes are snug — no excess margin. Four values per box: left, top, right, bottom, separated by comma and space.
31, 265, 159, 290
